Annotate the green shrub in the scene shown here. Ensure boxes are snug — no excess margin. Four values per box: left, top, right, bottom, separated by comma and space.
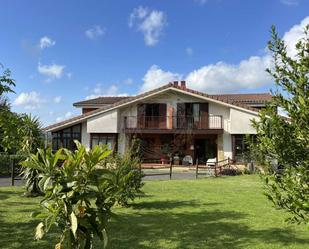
220, 168, 242, 176
108, 150, 144, 206
22, 141, 138, 249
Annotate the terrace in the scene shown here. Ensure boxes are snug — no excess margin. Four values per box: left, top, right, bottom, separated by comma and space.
124, 115, 223, 134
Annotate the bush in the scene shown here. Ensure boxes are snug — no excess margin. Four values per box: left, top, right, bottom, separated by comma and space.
220, 168, 242, 176
108, 150, 144, 206
22, 141, 144, 248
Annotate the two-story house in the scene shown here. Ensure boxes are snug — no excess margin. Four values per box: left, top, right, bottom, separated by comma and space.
44, 81, 272, 164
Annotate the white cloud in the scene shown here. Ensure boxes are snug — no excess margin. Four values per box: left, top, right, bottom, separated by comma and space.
140, 57, 272, 93
55, 111, 74, 122
86, 84, 128, 100
38, 62, 65, 79
129, 6, 167, 46
39, 36, 56, 49
140, 65, 182, 92
53, 96, 61, 103
186, 47, 193, 56
282, 16, 309, 58
140, 16, 309, 93
280, 0, 299, 6
85, 25, 105, 40
186, 55, 272, 93
13, 91, 44, 109
65, 111, 73, 118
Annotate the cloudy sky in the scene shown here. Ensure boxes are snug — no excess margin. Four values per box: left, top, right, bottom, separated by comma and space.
1, 0, 308, 125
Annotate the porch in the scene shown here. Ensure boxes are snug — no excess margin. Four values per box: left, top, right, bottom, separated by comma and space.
130, 133, 222, 165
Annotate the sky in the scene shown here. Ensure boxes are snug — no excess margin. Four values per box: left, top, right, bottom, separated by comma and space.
1, 0, 309, 126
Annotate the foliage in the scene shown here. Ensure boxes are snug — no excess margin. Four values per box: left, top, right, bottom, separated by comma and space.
250, 25, 309, 224
107, 148, 144, 206
220, 168, 242, 176
0, 65, 15, 96
22, 141, 142, 248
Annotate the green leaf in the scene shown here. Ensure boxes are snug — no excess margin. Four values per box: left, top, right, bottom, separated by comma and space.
34, 222, 44, 240
70, 212, 78, 237
102, 228, 108, 248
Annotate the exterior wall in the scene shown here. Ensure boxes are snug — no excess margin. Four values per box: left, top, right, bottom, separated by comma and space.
230, 108, 258, 134
81, 122, 90, 150
117, 133, 127, 155
78, 90, 257, 158
87, 110, 118, 133
208, 102, 230, 131
223, 132, 232, 159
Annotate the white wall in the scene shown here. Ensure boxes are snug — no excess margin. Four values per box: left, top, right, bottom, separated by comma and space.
230, 108, 258, 134
223, 132, 232, 159
87, 110, 118, 133
81, 122, 90, 149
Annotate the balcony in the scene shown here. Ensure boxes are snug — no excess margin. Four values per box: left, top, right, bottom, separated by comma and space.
124, 115, 223, 134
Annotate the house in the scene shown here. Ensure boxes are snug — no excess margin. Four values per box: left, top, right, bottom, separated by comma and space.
44, 81, 272, 164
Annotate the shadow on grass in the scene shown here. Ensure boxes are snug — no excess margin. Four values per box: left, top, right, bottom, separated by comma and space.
108, 201, 309, 249
130, 200, 220, 210
0, 211, 59, 249
0, 190, 21, 201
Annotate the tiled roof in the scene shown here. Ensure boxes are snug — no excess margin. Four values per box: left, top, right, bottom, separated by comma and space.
73, 96, 130, 106
44, 83, 271, 131
210, 93, 272, 104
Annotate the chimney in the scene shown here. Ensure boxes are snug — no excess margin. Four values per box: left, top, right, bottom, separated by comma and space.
180, 80, 186, 89
173, 81, 178, 87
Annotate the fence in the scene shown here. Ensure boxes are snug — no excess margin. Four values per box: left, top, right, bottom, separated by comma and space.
0, 154, 24, 186
140, 159, 173, 179
195, 158, 232, 178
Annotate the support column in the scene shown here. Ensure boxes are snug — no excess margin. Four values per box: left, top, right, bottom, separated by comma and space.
217, 134, 224, 161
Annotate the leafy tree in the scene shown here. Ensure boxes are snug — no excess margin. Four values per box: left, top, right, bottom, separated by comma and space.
23, 141, 143, 248
251, 25, 309, 224
19, 114, 44, 196
0, 64, 15, 96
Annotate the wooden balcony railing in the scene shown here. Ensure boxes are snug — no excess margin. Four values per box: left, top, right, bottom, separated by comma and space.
124, 115, 223, 130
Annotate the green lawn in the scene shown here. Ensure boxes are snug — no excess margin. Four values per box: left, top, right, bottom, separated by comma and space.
0, 175, 308, 249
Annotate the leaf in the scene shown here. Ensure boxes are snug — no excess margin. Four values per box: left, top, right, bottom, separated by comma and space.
102, 228, 108, 249
31, 211, 49, 219
55, 243, 61, 249
34, 222, 45, 240
70, 212, 78, 237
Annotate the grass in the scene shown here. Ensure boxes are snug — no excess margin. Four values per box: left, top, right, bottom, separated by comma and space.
0, 175, 308, 249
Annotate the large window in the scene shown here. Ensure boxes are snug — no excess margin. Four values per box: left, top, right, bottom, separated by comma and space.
232, 134, 254, 163
52, 124, 81, 151
90, 134, 116, 150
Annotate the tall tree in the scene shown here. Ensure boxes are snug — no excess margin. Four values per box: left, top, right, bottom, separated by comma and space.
251, 25, 309, 224
0, 65, 15, 96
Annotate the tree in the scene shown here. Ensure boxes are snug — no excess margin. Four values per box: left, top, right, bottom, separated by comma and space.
251, 25, 309, 224
0, 64, 15, 96
23, 141, 143, 248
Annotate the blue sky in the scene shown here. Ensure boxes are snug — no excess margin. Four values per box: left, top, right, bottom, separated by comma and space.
1, 0, 308, 125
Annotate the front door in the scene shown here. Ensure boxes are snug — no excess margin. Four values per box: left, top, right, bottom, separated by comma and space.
195, 138, 217, 163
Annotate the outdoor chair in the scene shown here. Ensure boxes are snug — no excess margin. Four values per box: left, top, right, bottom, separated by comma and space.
206, 158, 217, 167
182, 155, 193, 165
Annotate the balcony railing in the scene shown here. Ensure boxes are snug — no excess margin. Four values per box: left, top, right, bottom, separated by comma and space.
124, 115, 223, 130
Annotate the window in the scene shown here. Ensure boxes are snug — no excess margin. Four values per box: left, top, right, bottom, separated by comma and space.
233, 134, 254, 163
52, 124, 81, 151
91, 134, 116, 150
